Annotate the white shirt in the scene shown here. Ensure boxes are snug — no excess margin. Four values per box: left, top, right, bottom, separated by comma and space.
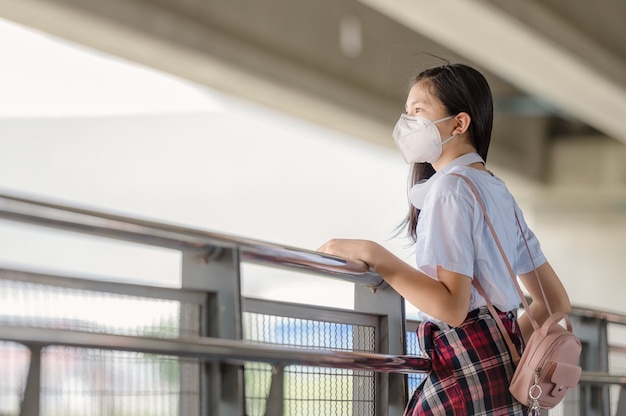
414, 165, 546, 323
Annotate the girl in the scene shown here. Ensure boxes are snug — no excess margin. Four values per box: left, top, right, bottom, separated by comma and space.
317, 63, 571, 415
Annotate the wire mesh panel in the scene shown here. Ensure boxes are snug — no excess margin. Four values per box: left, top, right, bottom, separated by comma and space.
0, 341, 30, 416
0, 278, 196, 337
244, 362, 272, 416
38, 347, 200, 416
243, 312, 376, 416
0, 276, 204, 415
405, 325, 426, 397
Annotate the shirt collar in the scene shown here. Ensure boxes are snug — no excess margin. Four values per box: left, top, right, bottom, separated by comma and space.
409, 153, 484, 209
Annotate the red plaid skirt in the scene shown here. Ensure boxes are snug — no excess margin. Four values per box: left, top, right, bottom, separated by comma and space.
405, 307, 527, 415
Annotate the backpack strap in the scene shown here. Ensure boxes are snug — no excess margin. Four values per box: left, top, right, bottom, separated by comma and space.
448, 173, 557, 363
449, 173, 541, 327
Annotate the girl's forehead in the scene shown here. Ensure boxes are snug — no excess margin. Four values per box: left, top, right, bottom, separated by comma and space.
407, 81, 439, 106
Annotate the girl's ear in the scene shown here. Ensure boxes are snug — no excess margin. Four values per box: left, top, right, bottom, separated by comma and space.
454, 112, 471, 135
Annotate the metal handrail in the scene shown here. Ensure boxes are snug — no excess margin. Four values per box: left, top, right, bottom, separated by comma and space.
570, 305, 626, 326
5, 190, 626, 323
0, 325, 431, 374
0, 191, 384, 288
5, 324, 626, 385
579, 371, 626, 386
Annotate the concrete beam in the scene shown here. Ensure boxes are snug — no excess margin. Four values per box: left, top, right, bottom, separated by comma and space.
2, 0, 622, 190
0, 0, 522, 146
358, 0, 626, 147
0, 0, 411, 147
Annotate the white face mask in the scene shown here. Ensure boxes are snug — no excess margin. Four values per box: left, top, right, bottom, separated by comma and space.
392, 114, 456, 164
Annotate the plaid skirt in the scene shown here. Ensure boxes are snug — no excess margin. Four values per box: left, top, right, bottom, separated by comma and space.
404, 307, 528, 416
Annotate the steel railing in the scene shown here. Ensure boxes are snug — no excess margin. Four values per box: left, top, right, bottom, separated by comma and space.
0, 191, 383, 288
2, 190, 626, 415
0, 324, 431, 416
0, 190, 406, 416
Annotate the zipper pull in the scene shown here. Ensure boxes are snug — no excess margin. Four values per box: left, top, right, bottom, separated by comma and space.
528, 371, 542, 415
528, 402, 541, 416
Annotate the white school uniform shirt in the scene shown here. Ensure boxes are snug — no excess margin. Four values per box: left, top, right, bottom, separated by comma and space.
414, 165, 546, 323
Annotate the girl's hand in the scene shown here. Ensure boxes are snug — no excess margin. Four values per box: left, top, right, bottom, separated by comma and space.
317, 239, 378, 268
319, 238, 473, 326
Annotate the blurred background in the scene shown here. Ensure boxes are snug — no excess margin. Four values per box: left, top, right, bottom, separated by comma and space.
1, 0, 625, 317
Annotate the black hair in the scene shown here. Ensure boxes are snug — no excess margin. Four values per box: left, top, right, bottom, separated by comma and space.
399, 63, 494, 242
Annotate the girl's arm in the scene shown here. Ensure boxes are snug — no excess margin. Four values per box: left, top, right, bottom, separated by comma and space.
317, 239, 472, 326
517, 261, 571, 341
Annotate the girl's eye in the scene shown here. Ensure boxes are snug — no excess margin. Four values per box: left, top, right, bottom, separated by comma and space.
403, 107, 424, 115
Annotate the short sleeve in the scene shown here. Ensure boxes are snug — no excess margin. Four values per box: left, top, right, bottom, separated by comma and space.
414, 185, 476, 279
514, 206, 547, 274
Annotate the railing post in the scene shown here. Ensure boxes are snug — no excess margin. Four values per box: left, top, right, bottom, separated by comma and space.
181, 248, 245, 416
20, 344, 42, 416
571, 314, 610, 416
616, 385, 626, 415
354, 283, 406, 416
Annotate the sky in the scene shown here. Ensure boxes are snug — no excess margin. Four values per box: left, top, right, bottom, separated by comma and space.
0, 18, 418, 315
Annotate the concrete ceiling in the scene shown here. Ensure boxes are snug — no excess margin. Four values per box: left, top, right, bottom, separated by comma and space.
1, 0, 625, 210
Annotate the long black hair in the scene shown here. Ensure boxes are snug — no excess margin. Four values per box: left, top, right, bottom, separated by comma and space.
399, 63, 494, 242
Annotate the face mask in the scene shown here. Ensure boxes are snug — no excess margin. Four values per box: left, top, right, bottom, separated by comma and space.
392, 114, 456, 164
